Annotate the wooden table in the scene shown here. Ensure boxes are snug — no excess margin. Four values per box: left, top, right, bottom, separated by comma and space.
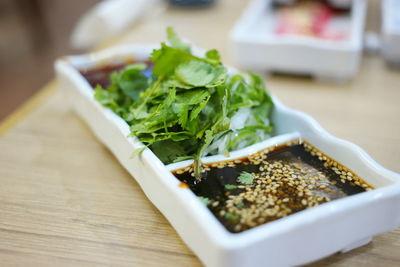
1, 1, 399, 266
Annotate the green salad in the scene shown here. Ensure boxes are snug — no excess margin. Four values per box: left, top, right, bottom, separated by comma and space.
94, 28, 274, 178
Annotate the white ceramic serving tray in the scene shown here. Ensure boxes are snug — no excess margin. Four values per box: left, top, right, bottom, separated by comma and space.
55, 44, 400, 267
230, 0, 366, 82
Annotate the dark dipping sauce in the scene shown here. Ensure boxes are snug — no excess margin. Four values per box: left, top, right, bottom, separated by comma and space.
173, 139, 374, 233
80, 60, 153, 88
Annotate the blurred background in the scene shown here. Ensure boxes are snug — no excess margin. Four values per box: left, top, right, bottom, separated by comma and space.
0, 0, 394, 121
0, 0, 99, 120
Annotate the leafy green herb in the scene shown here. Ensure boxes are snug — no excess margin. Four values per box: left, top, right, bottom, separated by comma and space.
224, 184, 237, 190
166, 26, 190, 52
237, 171, 254, 185
198, 196, 211, 206
94, 28, 274, 180
225, 212, 240, 222
236, 201, 245, 208
130, 147, 146, 159
175, 60, 227, 88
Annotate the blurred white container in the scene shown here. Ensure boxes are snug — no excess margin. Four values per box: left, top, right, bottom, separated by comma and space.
230, 0, 367, 82
382, 0, 400, 68
70, 0, 159, 50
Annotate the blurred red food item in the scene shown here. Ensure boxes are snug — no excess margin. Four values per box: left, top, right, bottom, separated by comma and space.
275, 0, 347, 40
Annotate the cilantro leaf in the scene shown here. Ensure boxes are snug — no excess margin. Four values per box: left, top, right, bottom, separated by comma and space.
175, 60, 227, 88
167, 26, 191, 52
130, 147, 146, 159
149, 140, 187, 163
198, 196, 211, 206
118, 63, 149, 102
236, 201, 245, 208
205, 49, 221, 63
225, 212, 240, 222
150, 44, 193, 78
237, 171, 254, 185
224, 184, 237, 190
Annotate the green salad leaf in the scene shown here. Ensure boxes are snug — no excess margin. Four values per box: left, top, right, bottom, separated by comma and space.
237, 171, 254, 185
94, 28, 274, 179
198, 196, 211, 206
225, 212, 240, 222
224, 184, 237, 190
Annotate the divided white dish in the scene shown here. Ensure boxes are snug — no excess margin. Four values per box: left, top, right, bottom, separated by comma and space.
55, 44, 400, 267
230, 0, 366, 82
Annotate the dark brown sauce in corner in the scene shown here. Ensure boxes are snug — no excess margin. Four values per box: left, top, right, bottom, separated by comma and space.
173, 140, 374, 233
79, 60, 153, 88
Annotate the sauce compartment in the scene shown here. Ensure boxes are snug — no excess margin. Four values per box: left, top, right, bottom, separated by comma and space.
173, 138, 373, 233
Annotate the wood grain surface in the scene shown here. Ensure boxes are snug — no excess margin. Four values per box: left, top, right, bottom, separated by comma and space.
1, 0, 399, 266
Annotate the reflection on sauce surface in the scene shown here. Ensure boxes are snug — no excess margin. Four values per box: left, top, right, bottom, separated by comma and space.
173, 139, 373, 233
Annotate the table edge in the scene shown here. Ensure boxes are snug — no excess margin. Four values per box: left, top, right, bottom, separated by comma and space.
0, 80, 57, 137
